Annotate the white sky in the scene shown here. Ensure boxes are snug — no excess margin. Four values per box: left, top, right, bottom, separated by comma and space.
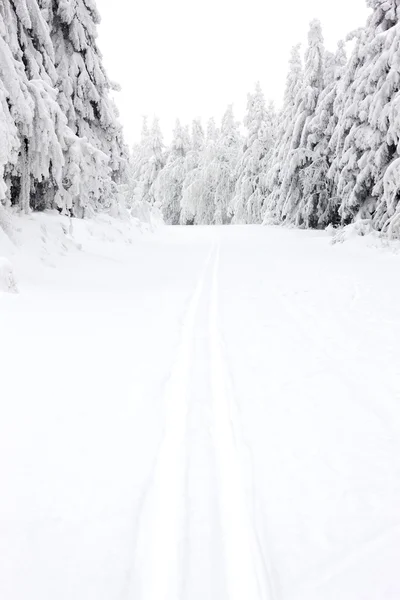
96, 0, 371, 146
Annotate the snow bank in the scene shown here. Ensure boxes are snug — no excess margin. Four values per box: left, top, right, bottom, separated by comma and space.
329, 220, 400, 256
0, 208, 162, 291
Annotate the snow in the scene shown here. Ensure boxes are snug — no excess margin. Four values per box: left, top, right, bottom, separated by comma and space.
1, 219, 400, 600
0, 256, 18, 293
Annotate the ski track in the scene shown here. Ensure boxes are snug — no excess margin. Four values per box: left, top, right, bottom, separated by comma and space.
134, 236, 275, 600
209, 244, 276, 600
133, 244, 215, 600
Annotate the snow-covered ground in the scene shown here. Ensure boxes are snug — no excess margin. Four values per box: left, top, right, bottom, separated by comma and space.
1, 219, 400, 600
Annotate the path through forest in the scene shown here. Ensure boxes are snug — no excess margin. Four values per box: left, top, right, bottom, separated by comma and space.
1, 223, 400, 600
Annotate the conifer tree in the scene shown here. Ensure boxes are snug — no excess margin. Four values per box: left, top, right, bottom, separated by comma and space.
327, 27, 372, 225
264, 45, 303, 223
278, 20, 326, 226
0, 0, 66, 213
232, 82, 272, 224
47, 0, 127, 181
192, 118, 220, 225
331, 1, 400, 235
298, 41, 347, 227
213, 105, 241, 224
180, 119, 205, 224
146, 117, 165, 207
154, 119, 189, 224
128, 117, 151, 207
0, 0, 128, 219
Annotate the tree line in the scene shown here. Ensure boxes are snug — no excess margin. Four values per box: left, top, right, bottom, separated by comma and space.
131, 2, 400, 237
2, 1, 400, 238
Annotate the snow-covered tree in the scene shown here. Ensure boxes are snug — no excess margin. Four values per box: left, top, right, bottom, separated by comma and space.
146, 117, 165, 206
127, 117, 150, 207
297, 41, 347, 227
329, 1, 400, 236
189, 113, 239, 226
264, 45, 303, 223
0, 12, 20, 209
128, 116, 165, 208
213, 105, 241, 224
0, 0, 128, 220
277, 20, 326, 226
194, 121, 219, 225
206, 117, 219, 144
180, 119, 205, 224
154, 119, 190, 224
232, 82, 275, 224
327, 27, 372, 225
47, 0, 127, 182
0, 0, 64, 213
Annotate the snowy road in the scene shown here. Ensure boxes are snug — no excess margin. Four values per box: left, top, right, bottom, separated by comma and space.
1, 223, 400, 600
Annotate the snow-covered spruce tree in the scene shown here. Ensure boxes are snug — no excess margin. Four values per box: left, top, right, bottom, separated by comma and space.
193, 117, 223, 225
126, 116, 150, 209
264, 45, 303, 224
131, 116, 149, 175
46, 0, 128, 186
146, 117, 165, 206
180, 119, 205, 224
277, 20, 326, 226
258, 100, 277, 218
154, 119, 190, 224
298, 41, 347, 227
232, 83, 275, 224
329, 1, 400, 236
206, 117, 219, 145
327, 27, 372, 226
0, 0, 68, 213
181, 112, 240, 226
0, 11, 20, 210
0, 0, 127, 219
213, 105, 241, 224
128, 116, 164, 206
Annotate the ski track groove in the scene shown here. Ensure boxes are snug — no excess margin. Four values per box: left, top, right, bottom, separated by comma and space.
134, 236, 279, 600
133, 244, 215, 600
123, 235, 394, 600
120, 365, 189, 600
209, 244, 277, 600
120, 249, 216, 600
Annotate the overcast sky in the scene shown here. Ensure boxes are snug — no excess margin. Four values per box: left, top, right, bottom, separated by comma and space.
96, 0, 371, 146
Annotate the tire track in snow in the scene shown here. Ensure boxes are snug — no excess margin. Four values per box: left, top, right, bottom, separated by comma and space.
209, 245, 277, 600
133, 245, 215, 600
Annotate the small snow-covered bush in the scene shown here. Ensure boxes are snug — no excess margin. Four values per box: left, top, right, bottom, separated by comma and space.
331, 220, 374, 245
0, 257, 18, 293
